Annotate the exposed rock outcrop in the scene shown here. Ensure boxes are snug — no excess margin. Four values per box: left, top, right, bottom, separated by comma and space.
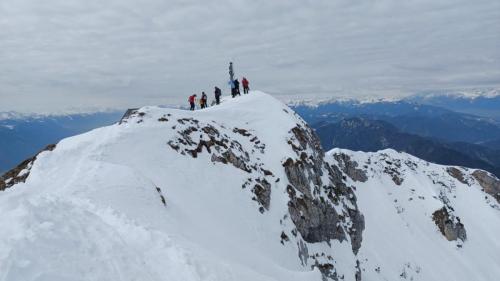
314, 261, 338, 281
432, 207, 467, 242
286, 182, 347, 243
472, 170, 500, 203
332, 153, 368, 182
118, 108, 139, 124
283, 124, 365, 280
166, 117, 275, 213
447, 167, 469, 185
0, 144, 56, 191
252, 179, 271, 213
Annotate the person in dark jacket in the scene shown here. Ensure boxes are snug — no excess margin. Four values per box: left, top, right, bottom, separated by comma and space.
234, 79, 240, 96
188, 94, 196, 110
242, 77, 250, 94
214, 87, 222, 104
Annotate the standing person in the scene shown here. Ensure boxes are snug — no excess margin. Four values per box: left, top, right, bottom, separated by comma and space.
242, 77, 250, 94
229, 62, 236, 98
214, 86, 222, 105
200, 92, 208, 108
234, 79, 240, 96
188, 94, 197, 111
229, 80, 236, 98
229, 62, 235, 82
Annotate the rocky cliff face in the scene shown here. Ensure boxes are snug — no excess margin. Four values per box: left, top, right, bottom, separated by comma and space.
283, 124, 365, 280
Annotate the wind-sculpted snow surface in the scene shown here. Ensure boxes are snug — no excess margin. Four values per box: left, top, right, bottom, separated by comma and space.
328, 149, 500, 281
1, 92, 499, 281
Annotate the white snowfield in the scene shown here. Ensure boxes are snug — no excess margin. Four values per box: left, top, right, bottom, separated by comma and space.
0, 92, 499, 281
327, 149, 500, 281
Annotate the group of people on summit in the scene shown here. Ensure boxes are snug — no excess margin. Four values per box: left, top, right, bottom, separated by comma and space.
229, 77, 250, 98
188, 63, 250, 111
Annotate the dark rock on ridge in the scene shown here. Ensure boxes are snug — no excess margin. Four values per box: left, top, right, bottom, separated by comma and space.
432, 207, 467, 242
1, 144, 56, 191
472, 170, 500, 204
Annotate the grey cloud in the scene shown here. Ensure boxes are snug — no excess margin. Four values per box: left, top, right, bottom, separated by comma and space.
0, 0, 499, 113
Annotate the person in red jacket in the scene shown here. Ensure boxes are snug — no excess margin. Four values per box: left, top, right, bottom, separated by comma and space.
242, 77, 250, 94
188, 94, 197, 110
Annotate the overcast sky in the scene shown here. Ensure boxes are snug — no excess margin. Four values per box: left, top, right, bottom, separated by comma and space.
1, 0, 499, 113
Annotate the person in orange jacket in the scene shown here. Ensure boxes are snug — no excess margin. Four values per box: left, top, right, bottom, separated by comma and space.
200, 92, 208, 109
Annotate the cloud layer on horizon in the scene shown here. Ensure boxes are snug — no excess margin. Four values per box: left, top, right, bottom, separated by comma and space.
1, 0, 499, 113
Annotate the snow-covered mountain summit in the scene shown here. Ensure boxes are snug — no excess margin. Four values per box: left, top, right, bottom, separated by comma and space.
1, 92, 499, 281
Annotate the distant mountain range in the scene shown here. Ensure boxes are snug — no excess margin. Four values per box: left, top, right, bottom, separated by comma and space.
407, 89, 500, 120
291, 88, 500, 121
291, 93, 500, 177
293, 100, 500, 144
0, 112, 122, 173
313, 118, 500, 177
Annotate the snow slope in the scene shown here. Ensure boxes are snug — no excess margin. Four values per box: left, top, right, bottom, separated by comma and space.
1, 92, 499, 281
328, 149, 500, 281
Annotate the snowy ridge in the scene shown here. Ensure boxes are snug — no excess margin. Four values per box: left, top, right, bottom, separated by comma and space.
328, 149, 500, 281
1, 92, 499, 281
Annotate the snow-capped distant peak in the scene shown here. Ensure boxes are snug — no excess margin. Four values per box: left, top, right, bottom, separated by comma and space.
414, 88, 500, 100
1, 125, 14, 130
285, 87, 500, 108
286, 95, 403, 108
